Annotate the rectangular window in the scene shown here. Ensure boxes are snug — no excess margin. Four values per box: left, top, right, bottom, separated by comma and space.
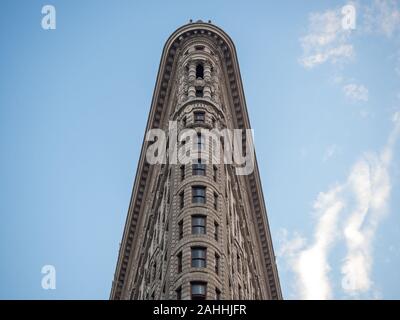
180, 165, 185, 181
216, 288, 221, 300
213, 165, 218, 182
177, 251, 182, 273
192, 186, 206, 204
192, 159, 206, 176
179, 191, 184, 209
176, 286, 182, 300
214, 221, 219, 241
191, 247, 207, 268
213, 192, 218, 210
182, 116, 187, 127
192, 215, 206, 235
191, 282, 207, 300
215, 253, 220, 275
194, 111, 205, 123
195, 89, 204, 98
178, 220, 183, 240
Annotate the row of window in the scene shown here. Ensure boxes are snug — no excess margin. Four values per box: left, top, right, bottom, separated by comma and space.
179, 186, 219, 210
178, 215, 219, 240
176, 282, 221, 300
180, 162, 218, 181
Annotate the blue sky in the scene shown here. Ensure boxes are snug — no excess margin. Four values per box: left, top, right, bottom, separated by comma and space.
0, 0, 399, 299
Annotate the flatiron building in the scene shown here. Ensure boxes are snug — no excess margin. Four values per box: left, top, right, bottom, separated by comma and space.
110, 21, 282, 300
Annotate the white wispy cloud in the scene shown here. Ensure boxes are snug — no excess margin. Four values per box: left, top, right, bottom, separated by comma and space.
363, 0, 400, 38
299, 9, 354, 68
341, 111, 400, 296
343, 83, 369, 102
278, 112, 400, 299
278, 187, 345, 299
323, 144, 338, 162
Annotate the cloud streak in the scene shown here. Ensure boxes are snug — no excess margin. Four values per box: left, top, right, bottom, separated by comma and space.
279, 112, 400, 299
341, 111, 400, 296
363, 0, 400, 38
343, 83, 369, 102
299, 9, 354, 68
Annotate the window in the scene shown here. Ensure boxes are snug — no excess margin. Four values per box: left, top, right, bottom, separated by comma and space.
195, 45, 205, 51
196, 64, 204, 79
215, 253, 220, 275
216, 288, 221, 300
177, 251, 182, 273
178, 220, 183, 240
196, 88, 204, 97
192, 215, 206, 234
197, 133, 204, 151
238, 285, 242, 299
212, 117, 216, 128
213, 165, 218, 182
191, 247, 207, 268
213, 192, 218, 210
182, 116, 187, 127
214, 221, 219, 241
180, 165, 185, 181
192, 186, 206, 204
176, 286, 182, 300
194, 111, 205, 123
192, 159, 206, 176
237, 254, 241, 274
191, 282, 207, 300
179, 191, 184, 209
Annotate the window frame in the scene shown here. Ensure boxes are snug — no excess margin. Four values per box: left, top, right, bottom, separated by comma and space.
179, 191, 184, 209
192, 186, 206, 204
192, 158, 206, 176
191, 215, 206, 235
180, 165, 185, 181
191, 247, 207, 268
214, 221, 219, 241
191, 281, 207, 300
194, 111, 205, 123
215, 253, 220, 275
178, 219, 183, 240
213, 192, 218, 210
177, 251, 183, 273
176, 286, 182, 300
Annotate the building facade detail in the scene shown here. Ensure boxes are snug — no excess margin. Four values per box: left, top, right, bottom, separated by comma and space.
110, 21, 282, 300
